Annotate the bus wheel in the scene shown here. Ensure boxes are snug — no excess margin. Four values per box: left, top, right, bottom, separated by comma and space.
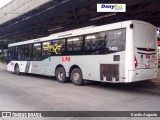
15, 64, 20, 75
71, 68, 84, 86
56, 67, 67, 83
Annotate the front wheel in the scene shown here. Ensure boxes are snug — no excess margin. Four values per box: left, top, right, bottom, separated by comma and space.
71, 68, 84, 86
15, 64, 20, 75
55, 67, 67, 83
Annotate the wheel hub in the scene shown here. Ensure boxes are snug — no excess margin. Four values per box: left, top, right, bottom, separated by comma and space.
58, 71, 63, 80
73, 73, 80, 81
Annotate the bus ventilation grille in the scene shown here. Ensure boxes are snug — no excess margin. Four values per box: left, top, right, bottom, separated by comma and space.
100, 64, 119, 81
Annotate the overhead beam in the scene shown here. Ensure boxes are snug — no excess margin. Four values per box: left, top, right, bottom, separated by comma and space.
72, 8, 79, 28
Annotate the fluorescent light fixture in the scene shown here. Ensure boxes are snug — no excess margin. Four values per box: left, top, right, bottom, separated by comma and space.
86, 35, 96, 39
68, 37, 81, 42
48, 27, 63, 32
34, 43, 41, 46
114, 32, 121, 35
43, 42, 50, 45
89, 13, 117, 21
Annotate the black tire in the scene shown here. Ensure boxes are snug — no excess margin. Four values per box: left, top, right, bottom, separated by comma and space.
71, 68, 84, 86
15, 64, 20, 75
55, 67, 67, 83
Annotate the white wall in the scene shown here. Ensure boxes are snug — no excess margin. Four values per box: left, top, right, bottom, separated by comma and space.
0, 0, 51, 25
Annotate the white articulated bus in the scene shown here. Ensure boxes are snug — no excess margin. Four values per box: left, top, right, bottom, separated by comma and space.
7, 20, 158, 85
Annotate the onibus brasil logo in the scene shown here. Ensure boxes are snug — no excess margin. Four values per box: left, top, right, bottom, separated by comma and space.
1, 112, 42, 118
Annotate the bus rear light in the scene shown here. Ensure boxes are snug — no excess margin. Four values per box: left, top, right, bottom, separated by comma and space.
146, 48, 150, 51
146, 55, 150, 58
135, 56, 138, 68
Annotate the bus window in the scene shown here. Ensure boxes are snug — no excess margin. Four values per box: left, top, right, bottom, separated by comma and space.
0, 50, 1, 53
8, 47, 14, 59
67, 39, 73, 51
25, 44, 32, 60
33, 43, 42, 61
13, 46, 18, 60
67, 37, 83, 52
18, 45, 25, 60
52, 39, 65, 55
42, 41, 52, 58
85, 32, 106, 54
106, 28, 126, 52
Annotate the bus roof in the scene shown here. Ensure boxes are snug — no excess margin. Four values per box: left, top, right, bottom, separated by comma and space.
8, 20, 155, 47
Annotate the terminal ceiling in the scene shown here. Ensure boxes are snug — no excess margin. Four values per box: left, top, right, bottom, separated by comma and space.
0, 0, 160, 48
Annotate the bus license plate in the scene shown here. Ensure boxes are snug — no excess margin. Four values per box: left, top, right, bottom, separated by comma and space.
145, 64, 150, 68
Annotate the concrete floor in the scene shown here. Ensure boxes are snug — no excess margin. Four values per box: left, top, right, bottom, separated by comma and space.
0, 64, 160, 120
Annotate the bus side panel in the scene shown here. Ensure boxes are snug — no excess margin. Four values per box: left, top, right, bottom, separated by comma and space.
7, 61, 28, 73
29, 59, 53, 76
7, 53, 126, 83
7, 61, 15, 72
122, 22, 135, 82
28, 57, 73, 77
134, 68, 157, 81
28, 53, 126, 83
65, 52, 126, 83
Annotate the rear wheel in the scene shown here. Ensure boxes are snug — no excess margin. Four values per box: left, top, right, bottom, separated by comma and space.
15, 64, 20, 75
55, 67, 67, 83
71, 68, 84, 86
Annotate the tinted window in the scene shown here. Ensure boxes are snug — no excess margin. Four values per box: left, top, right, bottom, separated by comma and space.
25, 44, 32, 60
13, 46, 18, 60
18, 45, 25, 60
7, 47, 14, 59
85, 32, 106, 54
42, 41, 52, 58
67, 37, 83, 52
33, 43, 41, 61
52, 39, 65, 55
106, 29, 126, 52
